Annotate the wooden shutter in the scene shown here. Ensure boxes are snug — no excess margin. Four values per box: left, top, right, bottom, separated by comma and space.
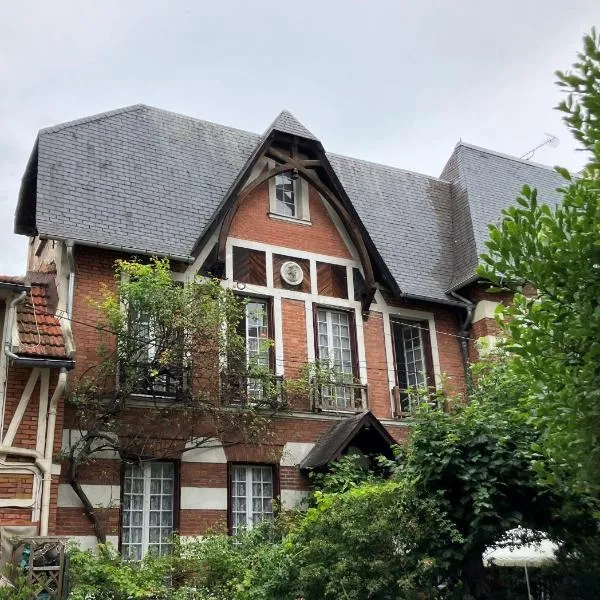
317, 262, 348, 298
232, 247, 267, 286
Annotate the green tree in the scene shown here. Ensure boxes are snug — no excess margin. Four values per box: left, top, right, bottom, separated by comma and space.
478, 29, 600, 494
67, 258, 279, 542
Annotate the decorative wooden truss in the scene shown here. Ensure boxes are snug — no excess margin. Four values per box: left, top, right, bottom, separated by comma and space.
215, 142, 377, 311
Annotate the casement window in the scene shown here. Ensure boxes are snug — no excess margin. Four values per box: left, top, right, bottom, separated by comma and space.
275, 172, 297, 217
244, 299, 271, 401
124, 308, 186, 398
121, 462, 176, 560
391, 320, 435, 413
268, 170, 310, 222
315, 307, 359, 410
230, 464, 274, 535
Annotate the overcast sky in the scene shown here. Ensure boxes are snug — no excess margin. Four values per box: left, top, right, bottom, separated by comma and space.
1, 1, 598, 275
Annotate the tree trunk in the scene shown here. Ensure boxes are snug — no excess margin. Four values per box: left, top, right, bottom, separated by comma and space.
68, 457, 107, 544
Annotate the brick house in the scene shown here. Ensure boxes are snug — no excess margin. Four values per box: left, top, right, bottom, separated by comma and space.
0, 105, 564, 558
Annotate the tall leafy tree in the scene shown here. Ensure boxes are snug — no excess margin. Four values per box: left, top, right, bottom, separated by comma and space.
478, 29, 600, 494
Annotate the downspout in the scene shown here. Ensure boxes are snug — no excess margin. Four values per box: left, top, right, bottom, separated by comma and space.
1, 291, 27, 440
39, 367, 67, 536
66, 240, 75, 319
449, 290, 474, 396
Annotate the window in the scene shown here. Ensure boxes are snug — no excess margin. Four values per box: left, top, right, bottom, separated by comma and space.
316, 308, 356, 410
269, 169, 310, 221
391, 320, 434, 413
121, 462, 175, 560
244, 299, 271, 401
230, 465, 274, 535
275, 172, 296, 217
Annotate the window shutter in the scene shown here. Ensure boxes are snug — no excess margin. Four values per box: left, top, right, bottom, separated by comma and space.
317, 263, 348, 298
232, 247, 267, 286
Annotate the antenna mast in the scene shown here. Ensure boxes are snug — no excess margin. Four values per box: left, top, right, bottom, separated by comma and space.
520, 134, 559, 160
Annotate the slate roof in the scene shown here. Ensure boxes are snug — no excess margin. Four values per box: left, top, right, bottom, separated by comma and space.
15, 105, 567, 302
0, 274, 69, 359
441, 143, 565, 291
265, 109, 318, 141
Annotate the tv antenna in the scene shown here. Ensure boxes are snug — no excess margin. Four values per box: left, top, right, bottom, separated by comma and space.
520, 134, 559, 161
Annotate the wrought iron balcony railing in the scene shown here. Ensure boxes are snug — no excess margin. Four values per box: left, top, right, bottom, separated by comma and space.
221, 373, 285, 408
120, 361, 190, 400
310, 379, 368, 413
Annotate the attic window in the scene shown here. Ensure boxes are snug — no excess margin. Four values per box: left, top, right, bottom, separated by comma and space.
275, 172, 296, 217
268, 168, 310, 223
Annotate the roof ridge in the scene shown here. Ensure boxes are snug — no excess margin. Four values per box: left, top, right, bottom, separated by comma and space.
456, 141, 558, 173
327, 150, 450, 183
39, 104, 148, 135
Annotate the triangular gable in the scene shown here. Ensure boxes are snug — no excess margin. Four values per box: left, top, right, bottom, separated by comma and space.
299, 411, 396, 470
193, 110, 401, 310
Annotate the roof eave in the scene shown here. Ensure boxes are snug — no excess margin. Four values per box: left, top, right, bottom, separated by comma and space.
14, 138, 40, 237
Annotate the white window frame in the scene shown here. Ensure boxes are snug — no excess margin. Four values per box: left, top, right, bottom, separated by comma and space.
268, 164, 310, 222
121, 461, 175, 560
316, 307, 355, 409
244, 299, 271, 401
230, 464, 274, 535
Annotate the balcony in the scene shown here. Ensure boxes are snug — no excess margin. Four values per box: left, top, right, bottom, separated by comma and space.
120, 361, 190, 400
310, 379, 368, 413
221, 372, 285, 408
391, 385, 440, 419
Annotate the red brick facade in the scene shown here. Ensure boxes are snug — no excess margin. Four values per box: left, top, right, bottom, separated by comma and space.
1, 166, 505, 552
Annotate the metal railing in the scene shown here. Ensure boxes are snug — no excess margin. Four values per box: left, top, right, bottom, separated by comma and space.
121, 361, 190, 400
310, 379, 368, 413
221, 373, 285, 408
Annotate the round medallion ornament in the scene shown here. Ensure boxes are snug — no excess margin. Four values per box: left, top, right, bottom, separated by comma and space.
280, 261, 304, 286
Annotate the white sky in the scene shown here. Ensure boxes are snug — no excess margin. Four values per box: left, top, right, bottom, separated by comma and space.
1, 0, 598, 274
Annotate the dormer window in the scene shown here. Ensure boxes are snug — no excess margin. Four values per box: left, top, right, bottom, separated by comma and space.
275, 172, 296, 217
268, 167, 310, 223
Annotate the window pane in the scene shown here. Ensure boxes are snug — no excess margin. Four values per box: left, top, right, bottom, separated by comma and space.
230, 465, 274, 535
122, 462, 174, 560
275, 173, 296, 217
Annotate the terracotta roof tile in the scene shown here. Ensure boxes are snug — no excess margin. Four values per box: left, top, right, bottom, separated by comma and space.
15, 284, 68, 359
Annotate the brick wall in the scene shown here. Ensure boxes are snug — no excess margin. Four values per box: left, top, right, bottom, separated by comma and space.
229, 183, 352, 258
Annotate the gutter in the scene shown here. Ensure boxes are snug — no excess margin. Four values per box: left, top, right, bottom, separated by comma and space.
41, 235, 194, 264
400, 291, 466, 308
448, 290, 474, 395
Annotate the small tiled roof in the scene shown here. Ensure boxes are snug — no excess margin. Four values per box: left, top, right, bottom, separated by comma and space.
1, 274, 69, 360
16, 283, 68, 359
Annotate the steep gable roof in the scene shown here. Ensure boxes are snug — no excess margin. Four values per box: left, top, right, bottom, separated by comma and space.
265, 109, 318, 141
300, 411, 397, 470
